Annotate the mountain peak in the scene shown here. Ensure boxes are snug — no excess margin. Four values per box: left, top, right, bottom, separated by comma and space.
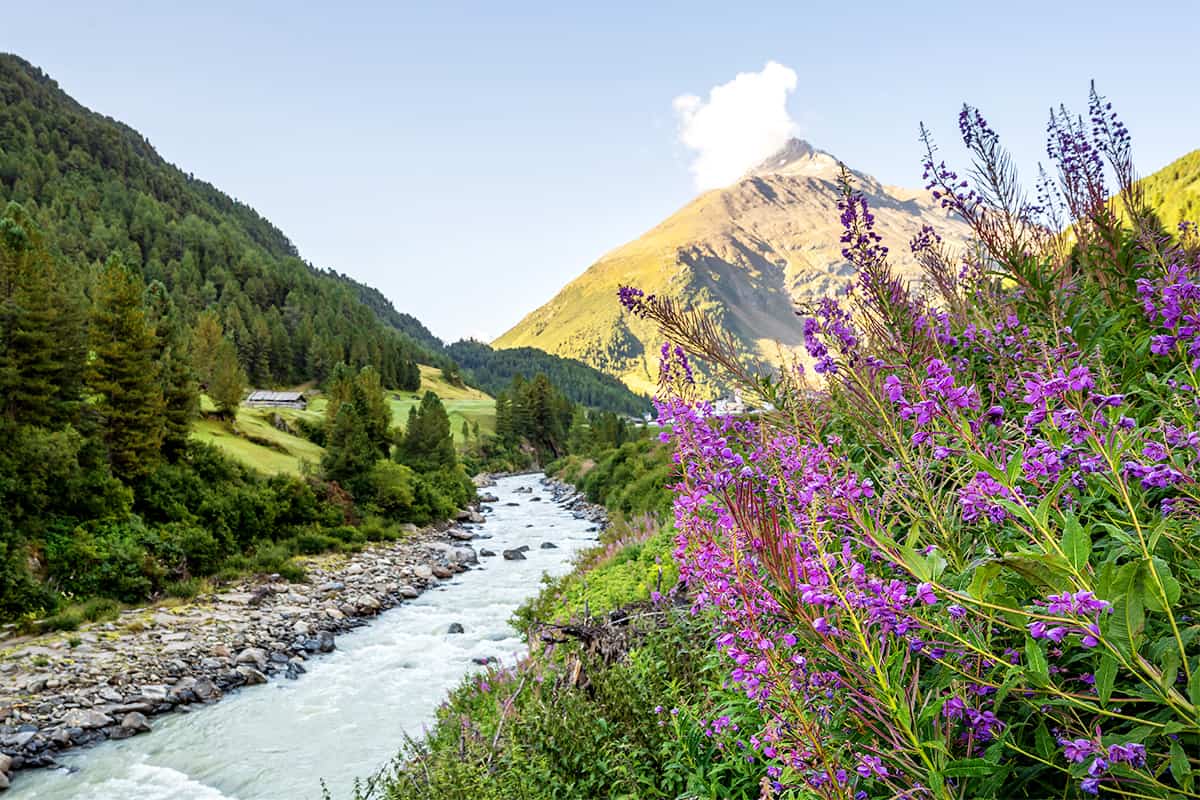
746, 137, 840, 180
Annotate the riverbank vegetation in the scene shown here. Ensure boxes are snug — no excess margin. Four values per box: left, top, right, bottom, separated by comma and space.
364, 90, 1200, 800
0, 206, 477, 625
615, 91, 1200, 798
353, 443, 774, 800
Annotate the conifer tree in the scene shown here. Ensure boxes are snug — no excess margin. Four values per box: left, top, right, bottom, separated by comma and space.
396, 391, 456, 473
0, 203, 87, 427
190, 310, 224, 389
87, 257, 165, 478
145, 281, 199, 459
210, 338, 246, 419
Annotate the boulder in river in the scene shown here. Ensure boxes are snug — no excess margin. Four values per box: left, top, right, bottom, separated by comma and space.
540, 542, 558, 549
502, 549, 526, 561
120, 712, 152, 734
235, 647, 268, 672
479, 548, 496, 557
236, 666, 268, 686
447, 622, 465, 634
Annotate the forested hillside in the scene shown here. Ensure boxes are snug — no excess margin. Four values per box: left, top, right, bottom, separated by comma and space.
0, 53, 427, 389
447, 339, 650, 417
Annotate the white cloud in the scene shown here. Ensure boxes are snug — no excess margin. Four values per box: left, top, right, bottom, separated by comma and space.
673, 61, 799, 191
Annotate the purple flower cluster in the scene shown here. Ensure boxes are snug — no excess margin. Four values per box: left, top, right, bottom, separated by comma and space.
1137, 254, 1200, 369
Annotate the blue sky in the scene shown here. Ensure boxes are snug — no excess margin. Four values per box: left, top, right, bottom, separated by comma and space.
4, 1, 1196, 342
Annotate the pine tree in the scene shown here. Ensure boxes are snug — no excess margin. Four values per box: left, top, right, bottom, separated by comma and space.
356, 367, 393, 458
190, 310, 224, 389
210, 338, 246, 419
321, 400, 377, 496
396, 391, 455, 473
145, 281, 198, 459
87, 257, 165, 478
0, 203, 86, 427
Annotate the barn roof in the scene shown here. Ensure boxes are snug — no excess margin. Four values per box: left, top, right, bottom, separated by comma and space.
246, 390, 306, 402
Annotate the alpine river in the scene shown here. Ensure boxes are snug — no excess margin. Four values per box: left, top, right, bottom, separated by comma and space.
12, 474, 596, 800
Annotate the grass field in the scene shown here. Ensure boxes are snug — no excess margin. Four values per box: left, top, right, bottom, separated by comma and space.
193, 365, 497, 475
192, 415, 319, 477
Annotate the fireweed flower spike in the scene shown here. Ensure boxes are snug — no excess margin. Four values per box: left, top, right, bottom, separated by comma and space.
620, 90, 1197, 800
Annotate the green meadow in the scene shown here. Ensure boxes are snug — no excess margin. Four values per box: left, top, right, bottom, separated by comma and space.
194, 365, 497, 476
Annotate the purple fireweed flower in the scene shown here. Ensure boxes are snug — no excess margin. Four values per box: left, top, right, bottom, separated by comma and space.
1107, 742, 1147, 767
855, 754, 888, 779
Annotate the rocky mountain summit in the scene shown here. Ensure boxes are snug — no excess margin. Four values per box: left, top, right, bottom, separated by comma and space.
495, 138, 971, 395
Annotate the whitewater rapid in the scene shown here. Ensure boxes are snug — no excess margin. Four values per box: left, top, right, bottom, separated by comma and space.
12, 474, 595, 800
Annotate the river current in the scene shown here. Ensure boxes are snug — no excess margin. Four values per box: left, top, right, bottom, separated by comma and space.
13, 474, 593, 799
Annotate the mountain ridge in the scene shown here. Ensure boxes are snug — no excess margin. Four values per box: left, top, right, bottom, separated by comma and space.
494, 137, 972, 394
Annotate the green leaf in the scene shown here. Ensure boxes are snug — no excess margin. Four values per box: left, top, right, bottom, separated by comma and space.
1060, 515, 1091, 571
969, 562, 1002, 601
999, 553, 1073, 591
1025, 637, 1049, 684
942, 758, 997, 778
1093, 655, 1117, 704
1034, 722, 1056, 759
1107, 592, 1145, 657
1143, 557, 1181, 613
1189, 666, 1200, 708
1171, 741, 1192, 788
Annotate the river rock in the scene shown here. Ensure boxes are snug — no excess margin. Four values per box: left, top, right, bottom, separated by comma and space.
448, 528, 474, 541
235, 648, 268, 671
540, 542, 558, 549
193, 678, 221, 702
502, 549, 526, 561
447, 622, 465, 634
431, 565, 454, 579
397, 585, 420, 599
62, 708, 112, 729
316, 631, 336, 653
120, 712, 151, 734
236, 666, 268, 686
479, 548, 496, 557
478, 492, 499, 503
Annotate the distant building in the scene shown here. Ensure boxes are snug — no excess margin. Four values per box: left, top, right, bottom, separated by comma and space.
244, 390, 308, 410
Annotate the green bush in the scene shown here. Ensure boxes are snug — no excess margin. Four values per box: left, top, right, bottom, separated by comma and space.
163, 577, 202, 599
44, 518, 158, 602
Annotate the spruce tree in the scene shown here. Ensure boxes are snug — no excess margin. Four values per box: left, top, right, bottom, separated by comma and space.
145, 281, 199, 459
0, 204, 86, 427
210, 338, 246, 419
396, 391, 455, 473
87, 257, 165, 478
190, 310, 224, 389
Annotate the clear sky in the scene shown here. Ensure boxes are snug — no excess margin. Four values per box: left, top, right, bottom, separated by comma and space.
4, 1, 1196, 342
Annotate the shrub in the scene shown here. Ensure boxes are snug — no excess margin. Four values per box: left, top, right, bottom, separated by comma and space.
44, 518, 158, 602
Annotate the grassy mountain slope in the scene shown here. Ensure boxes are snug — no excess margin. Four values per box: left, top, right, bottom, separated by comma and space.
494, 140, 971, 394
1134, 149, 1200, 230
